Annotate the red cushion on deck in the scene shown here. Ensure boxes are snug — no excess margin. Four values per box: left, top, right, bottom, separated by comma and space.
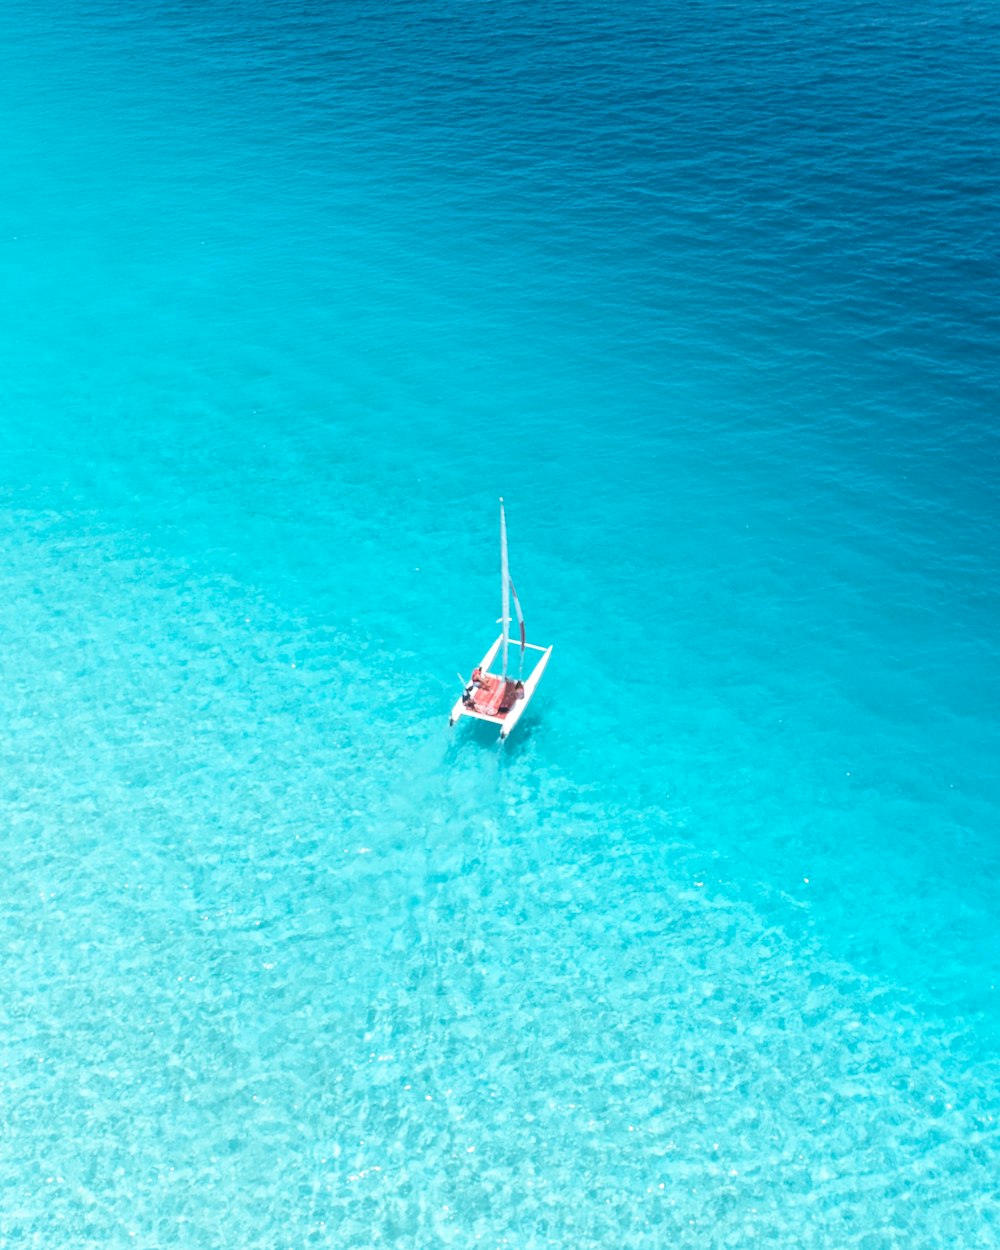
471, 675, 518, 718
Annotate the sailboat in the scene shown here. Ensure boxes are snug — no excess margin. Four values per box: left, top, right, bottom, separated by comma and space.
449, 499, 553, 740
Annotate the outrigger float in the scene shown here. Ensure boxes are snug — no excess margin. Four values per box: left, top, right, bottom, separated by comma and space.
450, 499, 552, 740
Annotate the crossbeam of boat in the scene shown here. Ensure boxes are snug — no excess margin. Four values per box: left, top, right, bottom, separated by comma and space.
504, 640, 549, 655
455, 707, 512, 725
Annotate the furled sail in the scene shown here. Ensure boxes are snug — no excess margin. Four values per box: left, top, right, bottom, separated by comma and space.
509, 578, 526, 659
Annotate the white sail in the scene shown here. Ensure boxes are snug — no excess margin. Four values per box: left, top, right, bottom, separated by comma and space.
500, 498, 510, 678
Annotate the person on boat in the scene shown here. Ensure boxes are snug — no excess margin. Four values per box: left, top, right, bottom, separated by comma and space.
462, 667, 486, 708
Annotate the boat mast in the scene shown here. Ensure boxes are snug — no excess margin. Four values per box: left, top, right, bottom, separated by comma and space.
500, 497, 510, 679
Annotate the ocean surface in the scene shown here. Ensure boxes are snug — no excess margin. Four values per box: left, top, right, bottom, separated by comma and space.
1, 0, 998, 1245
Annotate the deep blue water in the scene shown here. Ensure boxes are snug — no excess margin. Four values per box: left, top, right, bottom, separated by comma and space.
1, 1, 998, 1245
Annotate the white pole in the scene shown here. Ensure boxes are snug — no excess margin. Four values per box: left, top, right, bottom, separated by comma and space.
500, 498, 510, 680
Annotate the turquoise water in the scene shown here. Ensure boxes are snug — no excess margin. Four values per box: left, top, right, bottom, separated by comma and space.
2, 1, 999, 1244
